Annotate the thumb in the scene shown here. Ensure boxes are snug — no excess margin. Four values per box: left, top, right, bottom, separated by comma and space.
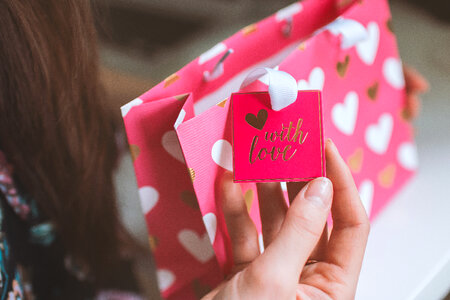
255, 178, 332, 282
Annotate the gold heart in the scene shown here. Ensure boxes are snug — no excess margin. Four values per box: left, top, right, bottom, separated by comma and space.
188, 167, 196, 182
337, 0, 353, 9
386, 18, 394, 34
174, 93, 189, 102
181, 190, 199, 210
244, 189, 254, 212
297, 42, 306, 51
216, 98, 228, 108
149, 235, 159, 252
336, 55, 350, 78
192, 279, 212, 299
242, 24, 258, 36
367, 82, 379, 101
245, 109, 268, 130
347, 148, 364, 173
378, 164, 396, 188
164, 73, 180, 88
129, 144, 140, 162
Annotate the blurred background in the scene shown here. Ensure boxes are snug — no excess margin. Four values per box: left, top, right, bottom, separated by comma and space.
97, 0, 450, 299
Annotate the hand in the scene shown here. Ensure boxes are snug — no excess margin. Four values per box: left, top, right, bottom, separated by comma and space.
203, 139, 369, 300
403, 65, 428, 121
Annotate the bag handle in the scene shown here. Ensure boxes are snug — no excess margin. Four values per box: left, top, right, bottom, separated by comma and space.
240, 68, 298, 111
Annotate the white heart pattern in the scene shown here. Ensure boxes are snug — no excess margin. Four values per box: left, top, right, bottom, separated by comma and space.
138, 186, 159, 214
332, 91, 359, 135
297, 67, 325, 91
359, 180, 374, 216
365, 113, 394, 155
174, 109, 186, 130
275, 3, 302, 21
203, 213, 217, 244
211, 139, 233, 171
198, 43, 226, 65
258, 233, 265, 254
162, 131, 185, 164
383, 57, 405, 89
325, 18, 368, 49
356, 22, 379, 65
397, 142, 418, 170
178, 229, 215, 263
156, 269, 175, 292
121, 98, 143, 117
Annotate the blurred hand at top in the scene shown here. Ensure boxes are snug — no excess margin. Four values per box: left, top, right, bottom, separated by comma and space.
403, 65, 428, 120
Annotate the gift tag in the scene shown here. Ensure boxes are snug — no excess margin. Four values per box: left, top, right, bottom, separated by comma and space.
232, 91, 325, 182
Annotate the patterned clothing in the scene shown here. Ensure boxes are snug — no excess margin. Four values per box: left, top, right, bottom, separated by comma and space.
0, 151, 29, 300
0, 151, 141, 300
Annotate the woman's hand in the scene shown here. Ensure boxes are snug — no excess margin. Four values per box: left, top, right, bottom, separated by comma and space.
203, 139, 369, 300
403, 65, 428, 120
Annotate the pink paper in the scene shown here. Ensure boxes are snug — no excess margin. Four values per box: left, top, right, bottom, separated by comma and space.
232, 91, 325, 182
121, 0, 416, 298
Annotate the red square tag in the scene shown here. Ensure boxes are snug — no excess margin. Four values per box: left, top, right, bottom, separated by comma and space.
232, 91, 325, 182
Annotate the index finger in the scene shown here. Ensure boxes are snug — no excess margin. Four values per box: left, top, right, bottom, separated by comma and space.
325, 139, 370, 276
288, 182, 329, 262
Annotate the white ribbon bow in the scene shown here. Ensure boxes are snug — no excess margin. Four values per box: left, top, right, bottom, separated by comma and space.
241, 68, 298, 111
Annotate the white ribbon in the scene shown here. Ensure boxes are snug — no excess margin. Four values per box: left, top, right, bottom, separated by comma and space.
241, 68, 298, 111
323, 17, 368, 49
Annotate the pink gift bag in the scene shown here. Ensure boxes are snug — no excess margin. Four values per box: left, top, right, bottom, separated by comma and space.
121, 0, 417, 298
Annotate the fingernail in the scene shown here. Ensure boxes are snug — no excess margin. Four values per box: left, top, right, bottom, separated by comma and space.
304, 178, 332, 208
327, 138, 337, 150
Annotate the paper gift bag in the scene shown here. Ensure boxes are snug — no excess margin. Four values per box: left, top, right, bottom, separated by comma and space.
121, 0, 417, 298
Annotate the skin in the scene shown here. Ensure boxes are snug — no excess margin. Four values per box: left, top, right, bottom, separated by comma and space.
203, 139, 370, 300
202, 68, 427, 300
403, 66, 429, 120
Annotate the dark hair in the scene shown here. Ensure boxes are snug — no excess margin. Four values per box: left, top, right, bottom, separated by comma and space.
0, 0, 125, 285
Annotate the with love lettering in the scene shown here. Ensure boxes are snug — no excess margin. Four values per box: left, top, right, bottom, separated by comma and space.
232, 91, 325, 182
